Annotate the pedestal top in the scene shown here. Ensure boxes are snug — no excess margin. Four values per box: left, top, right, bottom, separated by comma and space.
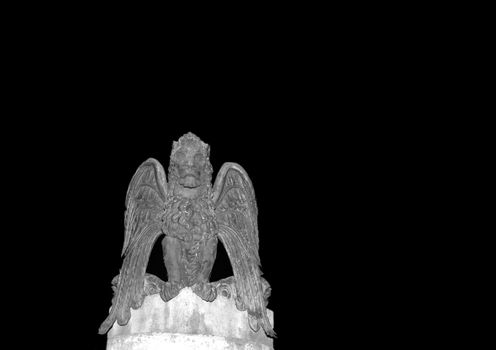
107, 287, 273, 350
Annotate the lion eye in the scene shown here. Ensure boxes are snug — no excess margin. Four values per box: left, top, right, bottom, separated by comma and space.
176, 151, 185, 160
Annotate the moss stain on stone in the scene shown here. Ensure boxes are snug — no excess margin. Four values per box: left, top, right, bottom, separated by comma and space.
187, 308, 201, 333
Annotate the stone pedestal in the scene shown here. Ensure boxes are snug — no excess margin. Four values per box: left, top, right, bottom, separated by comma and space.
106, 287, 274, 350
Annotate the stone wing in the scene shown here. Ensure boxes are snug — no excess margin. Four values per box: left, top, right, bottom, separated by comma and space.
212, 162, 275, 337
99, 158, 167, 334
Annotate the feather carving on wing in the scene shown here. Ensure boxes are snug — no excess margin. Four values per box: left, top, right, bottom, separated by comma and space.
213, 162, 275, 337
98, 158, 167, 334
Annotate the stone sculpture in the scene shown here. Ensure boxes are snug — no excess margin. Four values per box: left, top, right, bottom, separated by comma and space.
99, 132, 275, 341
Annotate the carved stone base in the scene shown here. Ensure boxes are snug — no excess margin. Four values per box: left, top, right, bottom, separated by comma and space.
106, 286, 274, 350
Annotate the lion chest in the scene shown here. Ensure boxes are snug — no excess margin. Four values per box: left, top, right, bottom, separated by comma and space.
165, 196, 216, 242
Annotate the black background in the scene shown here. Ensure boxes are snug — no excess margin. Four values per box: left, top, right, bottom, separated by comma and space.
5, 23, 407, 347
1, 4, 454, 347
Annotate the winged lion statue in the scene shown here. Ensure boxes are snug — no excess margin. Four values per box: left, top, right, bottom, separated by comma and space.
99, 132, 274, 337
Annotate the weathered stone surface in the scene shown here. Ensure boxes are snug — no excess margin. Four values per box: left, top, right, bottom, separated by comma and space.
107, 287, 274, 350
